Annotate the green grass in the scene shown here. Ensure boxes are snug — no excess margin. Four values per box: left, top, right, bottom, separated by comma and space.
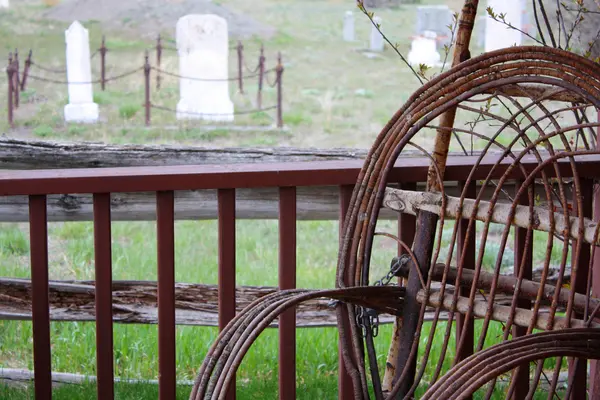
0, 0, 579, 398
0, 219, 571, 398
1, 0, 503, 148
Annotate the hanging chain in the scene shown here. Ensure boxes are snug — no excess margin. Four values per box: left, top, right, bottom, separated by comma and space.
374, 254, 410, 287
355, 254, 410, 338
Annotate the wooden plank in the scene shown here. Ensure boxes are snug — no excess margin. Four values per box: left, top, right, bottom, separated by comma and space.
0, 182, 568, 222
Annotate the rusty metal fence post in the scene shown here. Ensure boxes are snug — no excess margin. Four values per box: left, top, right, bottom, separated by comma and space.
218, 188, 236, 400
156, 190, 176, 400
454, 181, 475, 400
29, 195, 52, 400
338, 185, 357, 400
13, 49, 19, 109
257, 45, 265, 109
156, 34, 162, 91
592, 111, 600, 399
20, 49, 32, 92
144, 51, 151, 126
278, 186, 297, 400
100, 36, 107, 91
236, 40, 243, 94
276, 52, 283, 129
568, 178, 593, 399
511, 179, 533, 399
6, 56, 14, 128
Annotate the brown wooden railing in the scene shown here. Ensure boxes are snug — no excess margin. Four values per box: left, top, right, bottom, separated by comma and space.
1, 154, 600, 399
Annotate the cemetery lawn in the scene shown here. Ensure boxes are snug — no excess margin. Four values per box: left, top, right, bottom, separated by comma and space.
0, 0, 488, 149
0, 0, 564, 398
0, 219, 568, 398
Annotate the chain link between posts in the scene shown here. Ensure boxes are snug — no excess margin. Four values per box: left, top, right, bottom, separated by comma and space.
355, 254, 410, 338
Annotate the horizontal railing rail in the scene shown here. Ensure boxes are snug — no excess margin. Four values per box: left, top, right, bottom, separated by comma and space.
2, 153, 600, 399
2, 153, 600, 195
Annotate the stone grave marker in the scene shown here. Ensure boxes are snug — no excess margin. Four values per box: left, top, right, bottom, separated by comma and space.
369, 16, 384, 52
485, 0, 524, 52
415, 5, 454, 49
64, 21, 99, 123
408, 30, 442, 67
343, 11, 354, 42
176, 14, 234, 122
475, 16, 487, 48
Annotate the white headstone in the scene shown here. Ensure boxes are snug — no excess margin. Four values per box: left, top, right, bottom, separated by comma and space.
485, 0, 524, 52
408, 31, 442, 67
369, 16, 384, 52
343, 11, 354, 42
0, 0, 9, 9
176, 14, 234, 122
415, 5, 454, 49
64, 21, 99, 123
475, 16, 487, 48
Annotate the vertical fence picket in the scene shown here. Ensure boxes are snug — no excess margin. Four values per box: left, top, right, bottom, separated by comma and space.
20, 49, 32, 91
276, 53, 283, 129
278, 186, 296, 400
218, 188, 236, 400
93, 193, 114, 399
455, 181, 475, 399
568, 178, 593, 398
29, 194, 52, 399
592, 116, 600, 399
156, 35, 162, 91
144, 51, 151, 126
588, 114, 600, 399
7, 54, 14, 128
13, 49, 19, 109
257, 45, 265, 110
100, 36, 107, 91
157, 191, 176, 400
236, 41, 243, 94
337, 185, 355, 400
511, 180, 533, 399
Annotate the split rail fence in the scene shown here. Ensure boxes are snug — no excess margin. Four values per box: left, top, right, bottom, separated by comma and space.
0, 152, 599, 399
4, 37, 284, 128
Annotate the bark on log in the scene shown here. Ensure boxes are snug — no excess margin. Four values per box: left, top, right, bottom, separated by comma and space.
0, 367, 569, 391
383, 187, 600, 246
0, 138, 370, 169
0, 278, 470, 327
0, 278, 346, 328
396, 263, 588, 314
417, 290, 599, 330
0, 368, 195, 388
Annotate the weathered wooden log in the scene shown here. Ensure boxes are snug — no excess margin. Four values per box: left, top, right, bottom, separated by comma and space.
396, 262, 590, 314
1, 278, 504, 328
0, 138, 370, 169
383, 187, 599, 245
0, 367, 569, 391
0, 368, 194, 388
0, 278, 343, 328
417, 290, 599, 330
0, 139, 572, 222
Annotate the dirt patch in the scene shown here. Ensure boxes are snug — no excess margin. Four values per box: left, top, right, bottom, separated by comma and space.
44, 0, 276, 40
